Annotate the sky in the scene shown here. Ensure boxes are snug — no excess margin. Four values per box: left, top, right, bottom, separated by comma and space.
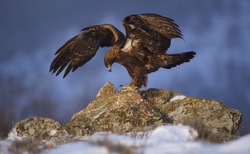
0, 0, 250, 134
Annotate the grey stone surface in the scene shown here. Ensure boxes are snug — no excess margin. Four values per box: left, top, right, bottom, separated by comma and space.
8, 82, 242, 143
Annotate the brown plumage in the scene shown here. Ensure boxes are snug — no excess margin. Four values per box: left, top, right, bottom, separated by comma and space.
50, 13, 196, 90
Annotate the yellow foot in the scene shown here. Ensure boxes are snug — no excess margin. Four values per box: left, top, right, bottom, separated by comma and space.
117, 85, 139, 92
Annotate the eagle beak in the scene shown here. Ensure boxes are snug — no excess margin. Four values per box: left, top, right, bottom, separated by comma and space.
106, 65, 112, 72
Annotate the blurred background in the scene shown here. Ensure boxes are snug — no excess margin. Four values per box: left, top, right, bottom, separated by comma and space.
1, 0, 249, 138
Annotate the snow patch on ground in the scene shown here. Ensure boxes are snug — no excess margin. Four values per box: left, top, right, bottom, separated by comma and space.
49, 130, 57, 136
92, 111, 105, 121
45, 124, 250, 154
148, 124, 198, 143
7, 128, 24, 141
46, 142, 109, 154
1, 124, 250, 154
170, 95, 186, 102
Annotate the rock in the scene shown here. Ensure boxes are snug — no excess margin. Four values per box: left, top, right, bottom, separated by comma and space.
95, 81, 116, 99
7, 82, 242, 143
66, 84, 169, 135
141, 88, 242, 141
7, 117, 71, 145
66, 82, 242, 142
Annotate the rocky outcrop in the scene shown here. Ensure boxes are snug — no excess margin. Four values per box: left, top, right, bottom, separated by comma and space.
8, 82, 242, 143
7, 117, 70, 144
140, 88, 242, 141
66, 87, 169, 136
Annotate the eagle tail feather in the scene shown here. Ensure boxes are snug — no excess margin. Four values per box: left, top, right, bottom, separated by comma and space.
162, 51, 196, 69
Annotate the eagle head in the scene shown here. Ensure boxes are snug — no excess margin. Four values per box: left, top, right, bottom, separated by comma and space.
105, 63, 112, 72
104, 51, 115, 72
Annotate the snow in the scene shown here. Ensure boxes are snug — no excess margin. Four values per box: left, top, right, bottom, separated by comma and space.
49, 130, 57, 136
46, 142, 109, 154
45, 124, 250, 154
92, 111, 105, 121
148, 124, 198, 143
170, 95, 186, 102
1, 124, 250, 154
218, 135, 250, 153
7, 127, 24, 141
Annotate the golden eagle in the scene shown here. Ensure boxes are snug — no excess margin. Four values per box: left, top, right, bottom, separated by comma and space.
50, 13, 196, 90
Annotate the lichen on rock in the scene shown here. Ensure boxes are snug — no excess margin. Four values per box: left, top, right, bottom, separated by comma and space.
66, 87, 169, 136
66, 82, 242, 142
8, 117, 65, 141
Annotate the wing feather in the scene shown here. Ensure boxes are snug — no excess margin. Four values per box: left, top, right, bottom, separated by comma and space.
122, 13, 183, 55
50, 24, 124, 78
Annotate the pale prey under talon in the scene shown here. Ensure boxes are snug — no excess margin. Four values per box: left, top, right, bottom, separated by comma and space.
118, 85, 139, 92
115, 85, 124, 92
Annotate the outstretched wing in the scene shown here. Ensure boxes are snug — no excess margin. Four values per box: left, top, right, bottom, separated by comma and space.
50, 24, 124, 78
122, 13, 182, 56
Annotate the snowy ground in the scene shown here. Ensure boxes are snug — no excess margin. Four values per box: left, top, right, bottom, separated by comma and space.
1, 124, 250, 154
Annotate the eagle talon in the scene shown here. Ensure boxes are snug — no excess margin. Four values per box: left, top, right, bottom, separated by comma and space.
117, 86, 139, 92
135, 87, 140, 92
116, 88, 122, 93
115, 85, 124, 93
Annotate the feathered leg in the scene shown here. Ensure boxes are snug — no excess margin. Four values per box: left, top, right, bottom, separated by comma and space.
118, 67, 147, 92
